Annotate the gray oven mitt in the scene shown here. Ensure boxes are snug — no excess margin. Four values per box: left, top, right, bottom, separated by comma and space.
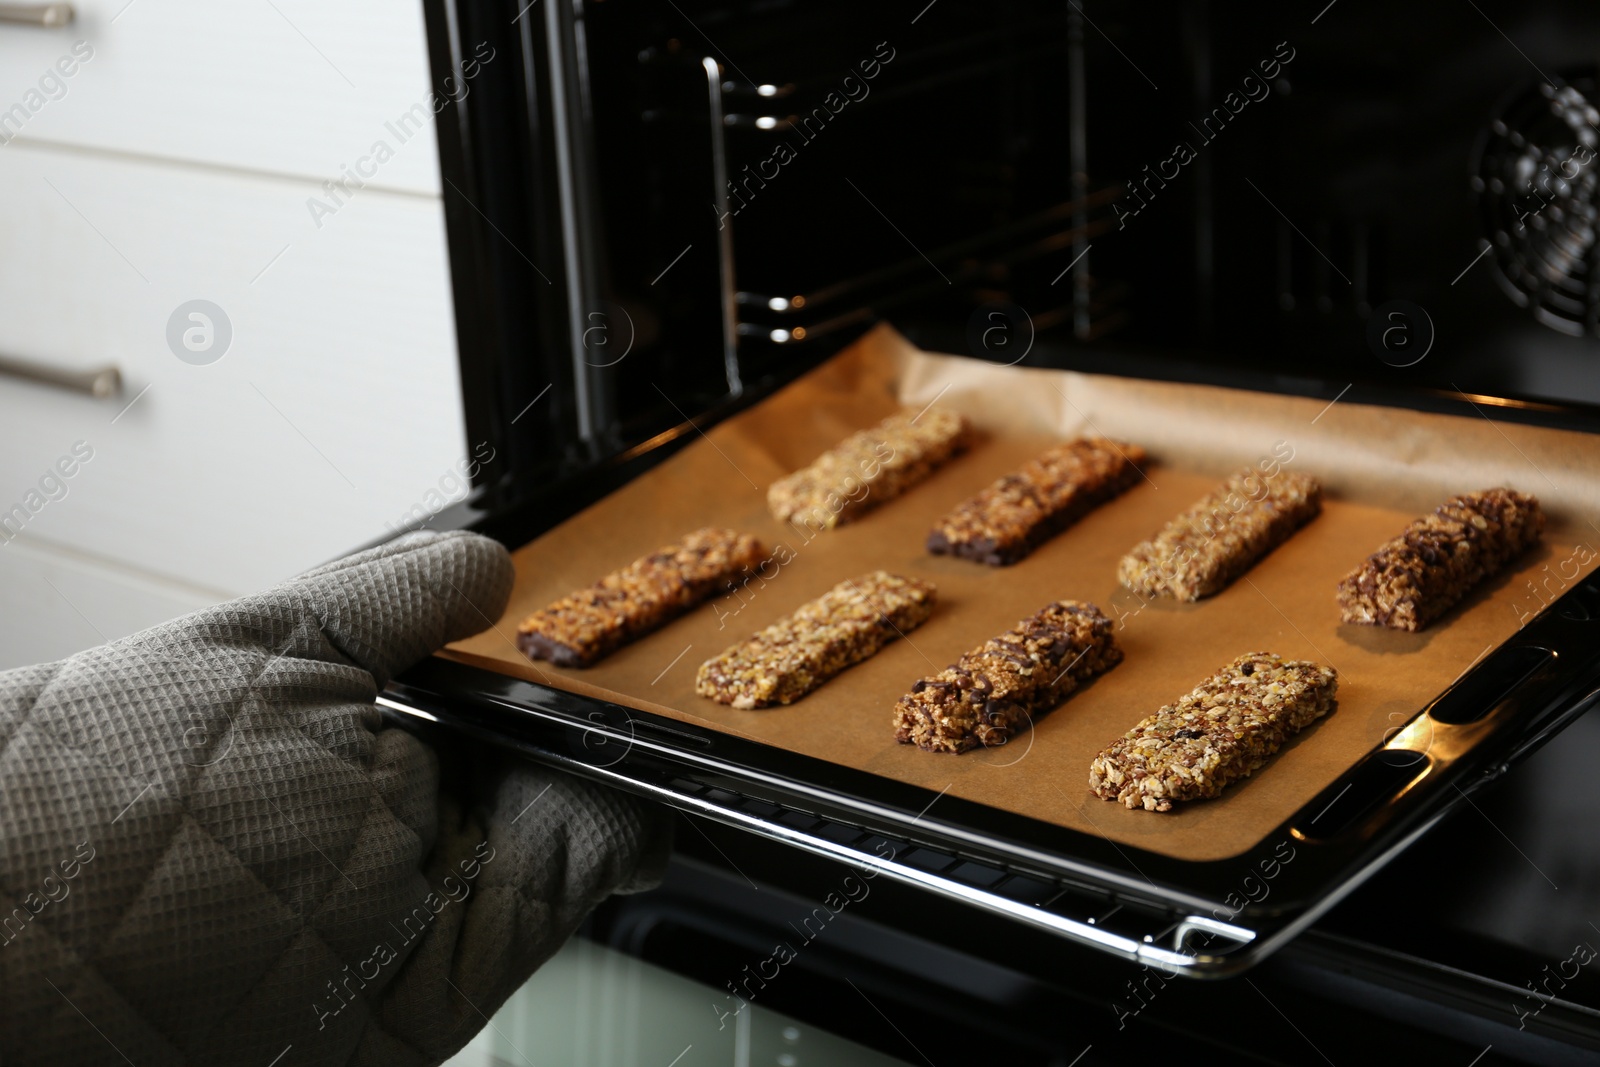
0, 530, 670, 1067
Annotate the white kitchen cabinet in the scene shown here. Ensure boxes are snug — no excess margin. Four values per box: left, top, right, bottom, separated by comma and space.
0, 142, 466, 595
0, 539, 217, 669
0, 2, 467, 665
0, 0, 443, 194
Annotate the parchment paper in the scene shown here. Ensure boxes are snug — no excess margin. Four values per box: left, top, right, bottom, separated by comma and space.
446, 325, 1600, 862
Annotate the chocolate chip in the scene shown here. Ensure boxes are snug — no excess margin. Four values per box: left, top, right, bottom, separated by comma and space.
911, 679, 928, 693
1174, 728, 1204, 739
1240, 662, 1255, 676
984, 698, 1019, 721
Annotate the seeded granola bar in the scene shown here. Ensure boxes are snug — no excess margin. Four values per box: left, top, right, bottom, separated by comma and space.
767, 407, 970, 531
893, 601, 1121, 754
927, 437, 1148, 565
516, 527, 764, 667
1118, 468, 1322, 601
696, 571, 937, 709
1337, 488, 1545, 632
1090, 652, 1338, 812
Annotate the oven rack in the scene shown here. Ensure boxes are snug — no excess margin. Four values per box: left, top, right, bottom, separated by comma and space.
378, 690, 1268, 977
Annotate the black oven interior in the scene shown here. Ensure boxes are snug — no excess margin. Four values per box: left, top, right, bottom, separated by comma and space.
429, 0, 1600, 513
414, 1, 1600, 1053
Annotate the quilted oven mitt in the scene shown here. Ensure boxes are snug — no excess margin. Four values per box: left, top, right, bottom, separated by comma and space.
0, 531, 671, 1067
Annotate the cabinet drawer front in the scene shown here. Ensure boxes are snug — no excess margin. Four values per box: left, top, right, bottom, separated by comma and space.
0, 543, 216, 670
0, 1, 450, 194
0, 143, 468, 593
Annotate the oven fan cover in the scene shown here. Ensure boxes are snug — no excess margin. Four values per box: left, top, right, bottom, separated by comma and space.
1475, 72, 1600, 338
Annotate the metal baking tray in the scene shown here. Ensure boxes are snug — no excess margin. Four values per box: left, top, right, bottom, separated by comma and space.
379, 338, 1600, 977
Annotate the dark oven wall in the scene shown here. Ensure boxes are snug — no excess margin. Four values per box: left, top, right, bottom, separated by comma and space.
423, 0, 1600, 511
1155, 1, 1600, 406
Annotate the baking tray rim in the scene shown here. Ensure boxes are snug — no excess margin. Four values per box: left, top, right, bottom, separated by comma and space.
385, 580, 1600, 975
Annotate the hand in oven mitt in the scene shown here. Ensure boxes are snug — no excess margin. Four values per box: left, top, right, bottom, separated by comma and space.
0, 531, 671, 1067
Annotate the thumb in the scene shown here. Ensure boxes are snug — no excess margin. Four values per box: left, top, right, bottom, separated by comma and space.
284, 530, 513, 685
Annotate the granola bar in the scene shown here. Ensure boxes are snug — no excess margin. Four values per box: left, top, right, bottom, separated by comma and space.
767, 406, 970, 531
1118, 468, 1322, 601
516, 527, 764, 667
696, 571, 937, 709
1090, 652, 1338, 812
893, 600, 1121, 754
927, 437, 1147, 565
1337, 488, 1545, 632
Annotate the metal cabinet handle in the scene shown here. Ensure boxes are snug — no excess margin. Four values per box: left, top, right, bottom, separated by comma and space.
0, 3, 74, 27
0, 354, 121, 398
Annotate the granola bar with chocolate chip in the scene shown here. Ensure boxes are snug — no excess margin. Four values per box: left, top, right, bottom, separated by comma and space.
1118, 468, 1322, 601
1337, 488, 1545, 632
768, 406, 971, 531
516, 527, 765, 668
927, 437, 1148, 566
893, 600, 1121, 754
1089, 651, 1338, 812
696, 571, 937, 709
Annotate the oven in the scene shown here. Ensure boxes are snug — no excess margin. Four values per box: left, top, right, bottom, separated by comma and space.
392, 1, 1600, 1062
